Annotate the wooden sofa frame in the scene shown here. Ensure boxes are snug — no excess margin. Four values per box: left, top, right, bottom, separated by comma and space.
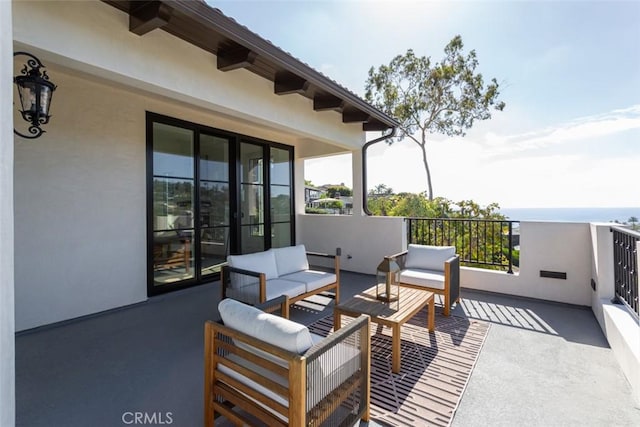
204, 297, 370, 426
220, 250, 340, 319
387, 250, 460, 316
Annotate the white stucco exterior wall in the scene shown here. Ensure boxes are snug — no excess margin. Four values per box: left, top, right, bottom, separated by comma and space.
1, 1, 15, 424
297, 215, 405, 274
590, 224, 640, 405
461, 221, 592, 306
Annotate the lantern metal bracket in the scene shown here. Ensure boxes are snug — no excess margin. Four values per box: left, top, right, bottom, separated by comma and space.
13, 51, 57, 139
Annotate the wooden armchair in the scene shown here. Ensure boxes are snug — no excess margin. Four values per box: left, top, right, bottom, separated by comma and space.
204, 297, 370, 426
388, 244, 460, 316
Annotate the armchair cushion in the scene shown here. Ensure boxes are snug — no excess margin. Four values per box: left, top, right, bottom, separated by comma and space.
405, 244, 456, 271
271, 244, 309, 276
399, 269, 446, 290
218, 298, 313, 354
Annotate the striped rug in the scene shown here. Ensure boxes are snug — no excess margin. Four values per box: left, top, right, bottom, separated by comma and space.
307, 308, 490, 427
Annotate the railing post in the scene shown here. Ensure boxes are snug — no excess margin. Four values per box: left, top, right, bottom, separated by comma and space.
507, 221, 514, 274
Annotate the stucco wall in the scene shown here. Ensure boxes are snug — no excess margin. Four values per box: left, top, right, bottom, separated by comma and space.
297, 215, 406, 274
1, 1, 15, 423
590, 224, 640, 405
461, 221, 592, 306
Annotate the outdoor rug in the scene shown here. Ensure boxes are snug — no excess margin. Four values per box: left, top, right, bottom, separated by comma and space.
307, 308, 490, 427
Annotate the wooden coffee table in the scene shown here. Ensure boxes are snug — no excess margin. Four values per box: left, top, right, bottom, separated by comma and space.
333, 286, 435, 374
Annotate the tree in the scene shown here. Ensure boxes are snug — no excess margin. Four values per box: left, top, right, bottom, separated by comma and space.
629, 216, 638, 230
365, 35, 505, 200
325, 185, 352, 198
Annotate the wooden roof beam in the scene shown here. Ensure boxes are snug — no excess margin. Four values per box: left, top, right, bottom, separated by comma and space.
342, 110, 370, 123
129, 1, 173, 36
274, 71, 310, 95
217, 46, 257, 71
313, 95, 345, 112
363, 119, 391, 131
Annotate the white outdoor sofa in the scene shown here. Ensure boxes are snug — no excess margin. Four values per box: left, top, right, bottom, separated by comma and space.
221, 244, 340, 318
204, 297, 370, 426
387, 244, 460, 316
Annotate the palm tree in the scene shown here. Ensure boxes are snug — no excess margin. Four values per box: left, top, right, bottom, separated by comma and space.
628, 216, 638, 230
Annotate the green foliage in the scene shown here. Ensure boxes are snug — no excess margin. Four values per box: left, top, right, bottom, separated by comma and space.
365, 36, 505, 200
325, 185, 352, 197
316, 199, 344, 209
305, 207, 330, 214
367, 193, 504, 220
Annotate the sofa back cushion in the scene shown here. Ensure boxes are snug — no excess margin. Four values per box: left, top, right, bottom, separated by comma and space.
405, 244, 456, 271
218, 298, 313, 354
228, 250, 279, 287
271, 244, 309, 276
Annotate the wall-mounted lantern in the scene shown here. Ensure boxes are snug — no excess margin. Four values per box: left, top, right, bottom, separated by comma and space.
13, 51, 57, 139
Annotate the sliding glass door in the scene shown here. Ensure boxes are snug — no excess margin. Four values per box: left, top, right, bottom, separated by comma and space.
199, 134, 231, 278
151, 122, 196, 285
147, 113, 294, 295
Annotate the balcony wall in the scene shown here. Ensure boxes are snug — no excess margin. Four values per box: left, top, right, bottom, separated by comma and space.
297, 214, 406, 274
461, 221, 592, 306
590, 223, 640, 405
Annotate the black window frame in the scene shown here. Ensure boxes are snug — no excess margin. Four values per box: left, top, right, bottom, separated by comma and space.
146, 112, 295, 296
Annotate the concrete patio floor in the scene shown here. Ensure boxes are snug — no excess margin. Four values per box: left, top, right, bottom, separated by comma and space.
16, 271, 639, 426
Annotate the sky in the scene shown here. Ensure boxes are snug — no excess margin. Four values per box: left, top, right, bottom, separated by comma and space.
210, 0, 640, 208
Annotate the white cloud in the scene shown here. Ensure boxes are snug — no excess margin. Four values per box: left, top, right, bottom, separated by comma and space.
478, 104, 640, 158
306, 105, 640, 208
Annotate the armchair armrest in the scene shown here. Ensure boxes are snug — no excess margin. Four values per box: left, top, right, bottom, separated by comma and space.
445, 255, 460, 304
387, 250, 408, 269
303, 314, 371, 424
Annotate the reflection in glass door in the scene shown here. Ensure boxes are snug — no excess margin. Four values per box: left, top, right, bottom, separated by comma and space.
151, 123, 195, 285
240, 142, 265, 253
199, 135, 230, 277
270, 147, 292, 247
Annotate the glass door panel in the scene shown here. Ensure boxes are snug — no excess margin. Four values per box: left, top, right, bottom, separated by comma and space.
152, 123, 195, 285
240, 142, 265, 253
200, 134, 230, 277
270, 147, 292, 248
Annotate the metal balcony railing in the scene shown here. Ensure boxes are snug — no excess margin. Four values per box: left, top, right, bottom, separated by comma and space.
611, 226, 639, 317
406, 218, 519, 273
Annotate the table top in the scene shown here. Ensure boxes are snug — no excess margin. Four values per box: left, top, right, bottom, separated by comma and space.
334, 285, 434, 326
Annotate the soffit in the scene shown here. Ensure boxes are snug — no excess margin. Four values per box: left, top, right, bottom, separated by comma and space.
102, 0, 399, 132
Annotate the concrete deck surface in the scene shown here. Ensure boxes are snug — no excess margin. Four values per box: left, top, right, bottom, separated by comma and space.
16, 271, 639, 426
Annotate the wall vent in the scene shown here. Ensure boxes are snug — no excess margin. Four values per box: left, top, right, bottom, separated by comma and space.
540, 270, 567, 280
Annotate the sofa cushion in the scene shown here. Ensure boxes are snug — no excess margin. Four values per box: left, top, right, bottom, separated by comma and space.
228, 250, 279, 287
271, 244, 309, 276
281, 270, 337, 293
405, 244, 456, 271
399, 268, 446, 290
218, 298, 313, 353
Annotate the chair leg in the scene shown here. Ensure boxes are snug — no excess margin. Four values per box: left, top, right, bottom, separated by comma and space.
443, 293, 450, 316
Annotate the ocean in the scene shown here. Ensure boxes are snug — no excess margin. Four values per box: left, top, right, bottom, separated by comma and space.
499, 207, 640, 223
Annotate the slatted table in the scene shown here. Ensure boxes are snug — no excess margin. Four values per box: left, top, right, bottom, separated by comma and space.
333, 286, 435, 374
